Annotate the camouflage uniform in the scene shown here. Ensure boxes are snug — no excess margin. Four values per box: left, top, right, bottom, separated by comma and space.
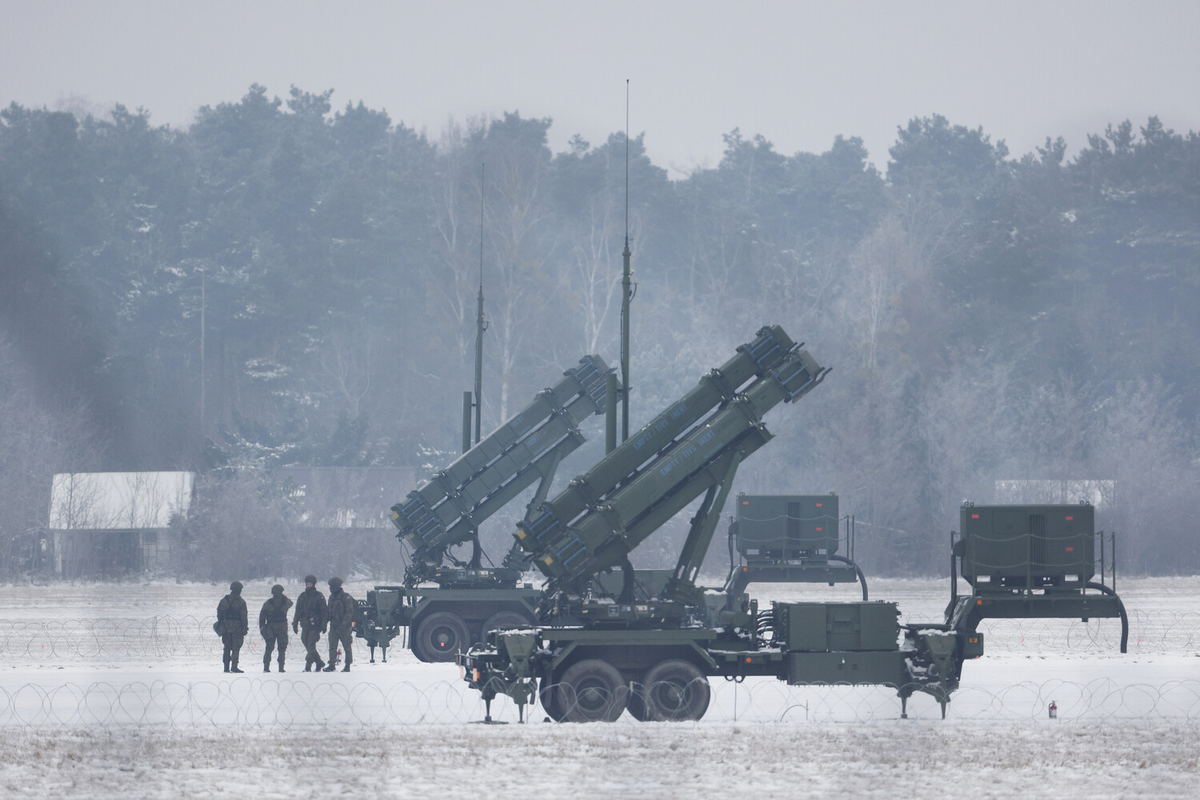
217, 581, 249, 673
323, 577, 356, 672
293, 575, 328, 672
259, 584, 293, 672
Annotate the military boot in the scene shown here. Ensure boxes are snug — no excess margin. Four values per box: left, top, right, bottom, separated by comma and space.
277, 657, 285, 673
231, 657, 243, 674
322, 663, 337, 672
342, 664, 351, 673
223, 658, 230, 674
303, 662, 312, 673
263, 654, 271, 673
314, 659, 325, 671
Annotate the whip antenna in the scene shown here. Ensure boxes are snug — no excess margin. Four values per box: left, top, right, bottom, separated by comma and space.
475, 162, 487, 446
620, 80, 633, 441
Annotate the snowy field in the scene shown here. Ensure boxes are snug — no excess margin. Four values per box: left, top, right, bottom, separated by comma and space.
0, 576, 1197, 798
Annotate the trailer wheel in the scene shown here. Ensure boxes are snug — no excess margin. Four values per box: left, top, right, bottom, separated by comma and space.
480, 611, 531, 643
539, 677, 566, 722
557, 659, 627, 723
642, 659, 710, 721
411, 611, 469, 663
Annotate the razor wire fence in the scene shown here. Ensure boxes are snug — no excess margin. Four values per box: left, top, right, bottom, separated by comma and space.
0, 677, 1198, 729
0, 610, 1196, 662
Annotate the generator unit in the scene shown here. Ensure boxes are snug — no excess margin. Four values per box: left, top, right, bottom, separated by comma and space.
958, 504, 1095, 588
774, 601, 899, 651
774, 601, 906, 687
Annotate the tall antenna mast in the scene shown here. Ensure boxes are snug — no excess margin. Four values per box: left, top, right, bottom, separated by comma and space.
620, 80, 633, 442
474, 162, 487, 445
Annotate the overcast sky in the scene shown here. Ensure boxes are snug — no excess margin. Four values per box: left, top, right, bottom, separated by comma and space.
3, 1, 1198, 176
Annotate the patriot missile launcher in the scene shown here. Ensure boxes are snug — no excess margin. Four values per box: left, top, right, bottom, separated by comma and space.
459, 326, 1129, 722
356, 355, 617, 663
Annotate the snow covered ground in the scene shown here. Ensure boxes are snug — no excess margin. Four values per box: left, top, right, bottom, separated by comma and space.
0, 576, 1196, 798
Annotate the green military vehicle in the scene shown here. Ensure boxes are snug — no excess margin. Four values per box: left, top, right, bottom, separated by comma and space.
459, 324, 1128, 721
355, 354, 616, 663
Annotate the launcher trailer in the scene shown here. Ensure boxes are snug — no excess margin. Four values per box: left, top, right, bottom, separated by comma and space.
460, 325, 1128, 722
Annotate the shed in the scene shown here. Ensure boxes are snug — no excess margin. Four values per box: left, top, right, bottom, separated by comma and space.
48, 471, 195, 577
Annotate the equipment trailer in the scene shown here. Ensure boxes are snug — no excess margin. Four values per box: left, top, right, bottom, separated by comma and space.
459, 324, 1128, 721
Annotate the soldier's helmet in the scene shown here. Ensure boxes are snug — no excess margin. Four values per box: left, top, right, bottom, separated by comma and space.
230, 581, 243, 593
328, 577, 343, 589
304, 574, 317, 585
271, 584, 284, 595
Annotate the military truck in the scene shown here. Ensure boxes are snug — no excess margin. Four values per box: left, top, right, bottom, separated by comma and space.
459, 324, 1128, 721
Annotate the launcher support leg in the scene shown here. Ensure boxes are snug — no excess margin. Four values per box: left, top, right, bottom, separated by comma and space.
618, 557, 636, 603
469, 532, 482, 569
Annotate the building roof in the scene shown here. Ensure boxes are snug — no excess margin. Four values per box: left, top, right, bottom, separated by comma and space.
48, 472, 195, 530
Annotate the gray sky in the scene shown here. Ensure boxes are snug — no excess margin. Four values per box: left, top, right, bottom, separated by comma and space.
3, 1, 1198, 175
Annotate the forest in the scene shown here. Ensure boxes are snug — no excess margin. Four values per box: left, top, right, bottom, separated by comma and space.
1, 84, 1198, 578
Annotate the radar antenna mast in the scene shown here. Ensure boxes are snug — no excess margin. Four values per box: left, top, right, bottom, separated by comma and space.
475, 162, 487, 446
620, 80, 634, 442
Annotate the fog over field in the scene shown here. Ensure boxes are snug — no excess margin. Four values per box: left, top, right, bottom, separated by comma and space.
2, 7, 1199, 794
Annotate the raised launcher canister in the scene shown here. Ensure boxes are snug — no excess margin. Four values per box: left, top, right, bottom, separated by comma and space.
512, 325, 825, 598
360, 355, 617, 664
946, 503, 1129, 652
391, 353, 615, 582
726, 493, 867, 598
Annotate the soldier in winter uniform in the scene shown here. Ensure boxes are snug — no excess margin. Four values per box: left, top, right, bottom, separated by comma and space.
259, 584, 293, 672
293, 574, 328, 672
217, 581, 249, 673
323, 577, 356, 672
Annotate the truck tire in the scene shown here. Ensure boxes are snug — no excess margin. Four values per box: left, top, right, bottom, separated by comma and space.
557, 659, 627, 723
480, 611, 530, 644
642, 659, 710, 721
539, 677, 566, 722
411, 611, 470, 663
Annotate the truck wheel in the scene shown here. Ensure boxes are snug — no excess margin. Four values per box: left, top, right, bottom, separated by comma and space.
539, 677, 566, 722
557, 659, 627, 723
642, 659, 710, 721
480, 611, 530, 643
411, 612, 469, 663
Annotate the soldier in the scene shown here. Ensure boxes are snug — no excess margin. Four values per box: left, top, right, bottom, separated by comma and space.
293, 574, 328, 672
217, 581, 248, 673
322, 576, 356, 672
259, 584, 293, 672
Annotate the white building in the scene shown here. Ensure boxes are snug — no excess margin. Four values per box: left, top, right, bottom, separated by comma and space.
48, 472, 195, 576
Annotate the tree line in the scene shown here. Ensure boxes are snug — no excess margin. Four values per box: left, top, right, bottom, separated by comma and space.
1, 85, 1198, 578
